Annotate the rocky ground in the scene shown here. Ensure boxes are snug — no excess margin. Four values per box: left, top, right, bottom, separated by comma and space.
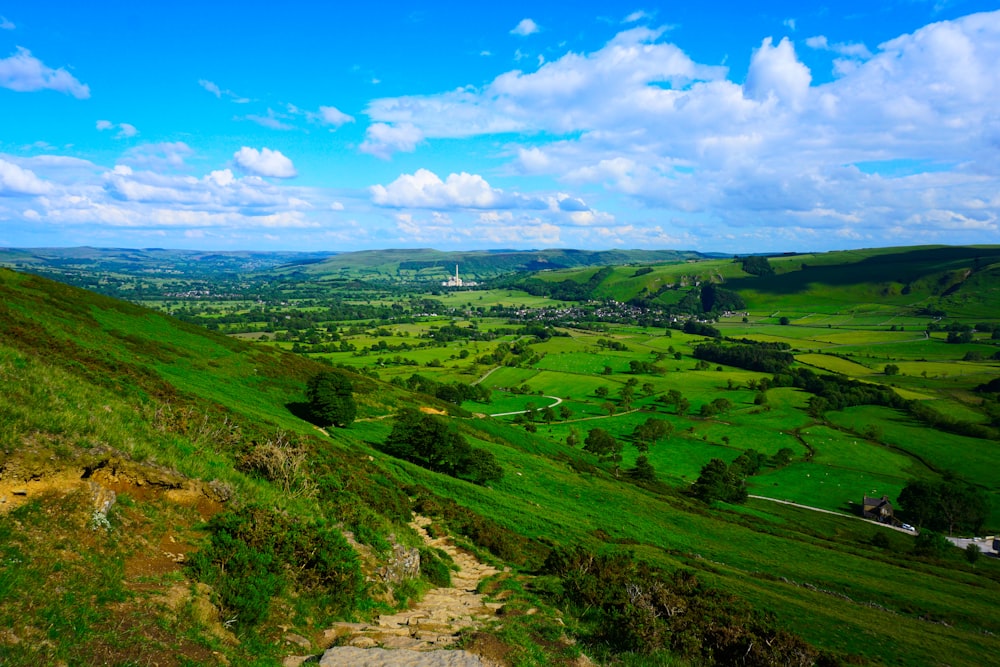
285, 515, 505, 667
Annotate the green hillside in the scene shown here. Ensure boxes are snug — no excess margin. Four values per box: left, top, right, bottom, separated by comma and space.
279, 248, 706, 281
2, 267, 1000, 666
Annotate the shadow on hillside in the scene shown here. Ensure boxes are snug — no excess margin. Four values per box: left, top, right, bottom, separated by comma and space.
726, 246, 1000, 296
286, 401, 317, 424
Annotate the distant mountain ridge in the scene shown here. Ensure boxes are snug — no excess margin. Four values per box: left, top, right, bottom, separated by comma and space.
0, 246, 710, 281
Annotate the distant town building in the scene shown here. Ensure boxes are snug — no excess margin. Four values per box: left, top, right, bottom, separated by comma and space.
442, 265, 477, 288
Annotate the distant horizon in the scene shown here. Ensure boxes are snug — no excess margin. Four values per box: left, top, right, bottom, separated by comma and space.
4, 241, 998, 259
2, 1, 998, 252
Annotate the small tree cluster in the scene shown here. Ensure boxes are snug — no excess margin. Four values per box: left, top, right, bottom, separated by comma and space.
584, 427, 623, 463
897, 479, 990, 535
691, 458, 748, 504
382, 408, 503, 485
307, 371, 357, 427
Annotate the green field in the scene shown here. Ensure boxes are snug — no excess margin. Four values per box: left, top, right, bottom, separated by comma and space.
4, 246, 1000, 666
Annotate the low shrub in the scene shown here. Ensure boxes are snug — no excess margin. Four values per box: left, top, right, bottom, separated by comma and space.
189, 506, 363, 630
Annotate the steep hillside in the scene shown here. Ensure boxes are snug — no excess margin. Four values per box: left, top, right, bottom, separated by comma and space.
2, 268, 1000, 666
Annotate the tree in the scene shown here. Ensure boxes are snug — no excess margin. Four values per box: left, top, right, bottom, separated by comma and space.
779, 316, 791, 326
770, 448, 794, 468
559, 405, 573, 420
307, 371, 357, 427
884, 363, 900, 376
465, 448, 504, 485
383, 408, 470, 475
383, 408, 501, 484
619, 385, 635, 409
542, 406, 556, 423
632, 418, 673, 451
898, 479, 991, 535
629, 455, 657, 482
912, 530, 952, 559
584, 428, 622, 462
691, 458, 746, 504
641, 382, 656, 397
595, 386, 610, 399
965, 543, 982, 567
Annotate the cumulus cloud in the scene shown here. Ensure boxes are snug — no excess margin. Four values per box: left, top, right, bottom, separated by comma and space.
96, 120, 139, 138
743, 37, 811, 109
372, 169, 514, 208
0, 47, 90, 98
0, 158, 53, 195
363, 26, 726, 145
360, 122, 424, 159
511, 18, 539, 36
0, 16, 15, 30
121, 142, 194, 171
805, 35, 872, 59
356, 11, 1000, 248
232, 147, 298, 179
316, 105, 355, 128
369, 168, 615, 237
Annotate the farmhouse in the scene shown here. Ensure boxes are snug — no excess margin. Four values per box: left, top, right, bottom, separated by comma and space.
862, 495, 895, 524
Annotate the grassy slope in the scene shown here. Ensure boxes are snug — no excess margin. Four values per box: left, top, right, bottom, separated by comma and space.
3, 267, 1000, 666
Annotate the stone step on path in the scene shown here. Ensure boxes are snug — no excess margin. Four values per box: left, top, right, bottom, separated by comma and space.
285, 515, 505, 667
316, 646, 490, 666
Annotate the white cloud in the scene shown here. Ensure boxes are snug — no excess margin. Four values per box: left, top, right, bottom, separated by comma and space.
360, 122, 424, 159
624, 11, 649, 24
242, 109, 294, 131
232, 147, 298, 179
0, 158, 52, 195
0, 47, 90, 98
783, 18, 797, 31
511, 18, 539, 36
372, 169, 514, 208
1, 16, 15, 30
199, 79, 249, 103
743, 37, 811, 109
96, 120, 138, 139
806, 35, 872, 59
317, 105, 355, 128
331, 201, 345, 211
355, 11, 1000, 248
363, 26, 726, 147
198, 79, 222, 97
121, 142, 193, 170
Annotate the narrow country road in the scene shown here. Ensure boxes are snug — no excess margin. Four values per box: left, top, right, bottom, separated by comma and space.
489, 395, 562, 417
747, 495, 919, 534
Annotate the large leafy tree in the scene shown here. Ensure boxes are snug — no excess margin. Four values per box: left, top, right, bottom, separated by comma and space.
898, 479, 990, 535
307, 371, 357, 427
691, 458, 747, 504
584, 428, 622, 462
382, 408, 502, 484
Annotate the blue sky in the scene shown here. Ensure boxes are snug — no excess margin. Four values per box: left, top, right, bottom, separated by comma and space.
1, 1, 998, 253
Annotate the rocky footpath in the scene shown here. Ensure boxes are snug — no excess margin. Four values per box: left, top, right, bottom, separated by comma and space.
285, 515, 504, 667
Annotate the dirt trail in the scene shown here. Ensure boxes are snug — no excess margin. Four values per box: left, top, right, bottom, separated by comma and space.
286, 515, 504, 667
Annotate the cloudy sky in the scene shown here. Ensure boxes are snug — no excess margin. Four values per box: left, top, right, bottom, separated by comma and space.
1, 1, 998, 253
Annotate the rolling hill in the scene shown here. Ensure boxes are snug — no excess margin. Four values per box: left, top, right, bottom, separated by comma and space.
2, 262, 1000, 666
